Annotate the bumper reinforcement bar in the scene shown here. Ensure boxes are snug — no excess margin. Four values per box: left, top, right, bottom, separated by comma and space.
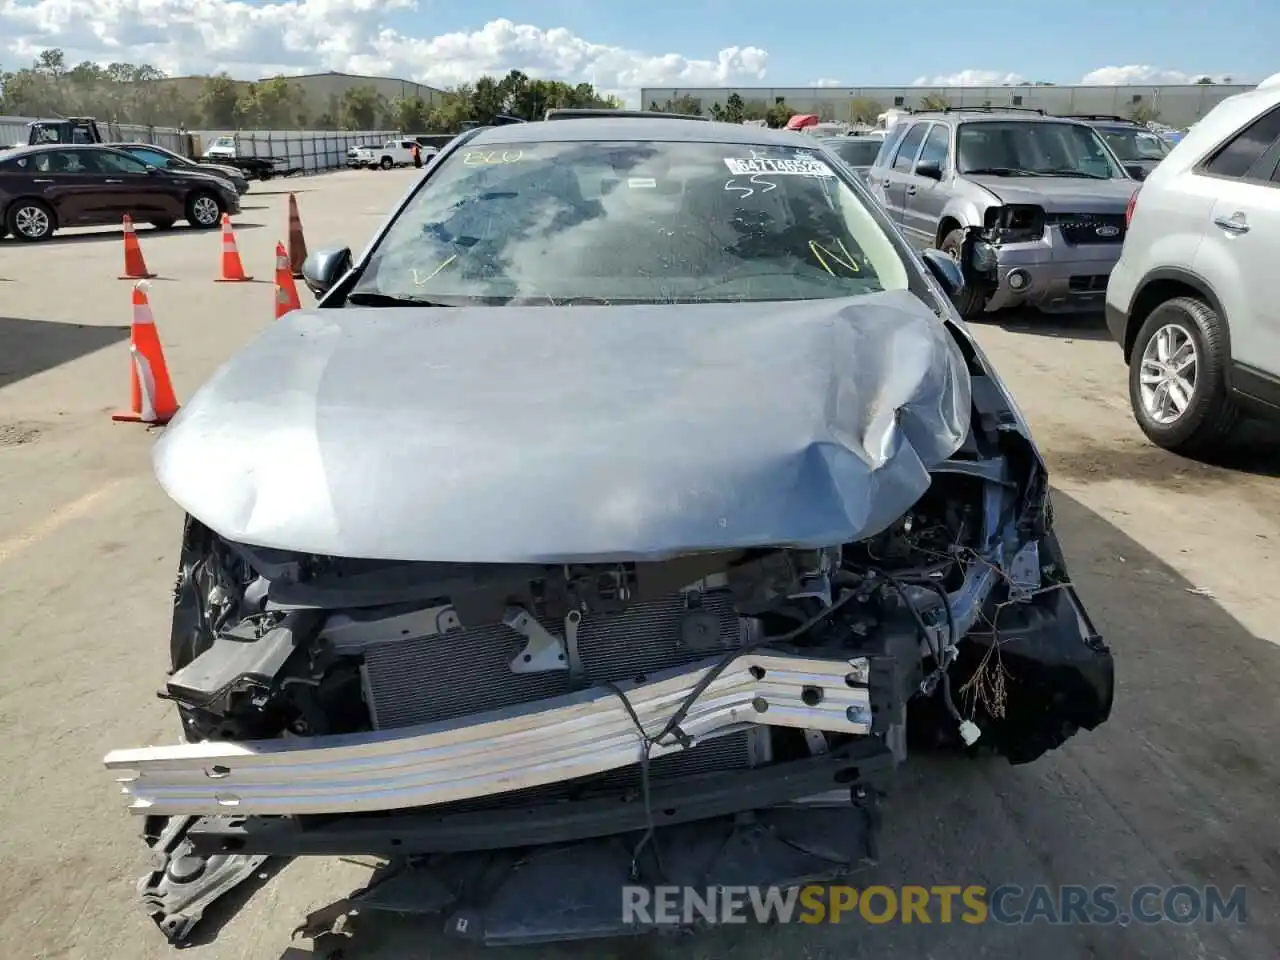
105, 651, 874, 817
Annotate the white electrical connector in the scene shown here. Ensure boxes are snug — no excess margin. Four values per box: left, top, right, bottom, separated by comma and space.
958, 720, 982, 746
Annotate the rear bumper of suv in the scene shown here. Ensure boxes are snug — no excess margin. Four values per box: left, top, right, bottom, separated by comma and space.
981, 233, 1123, 314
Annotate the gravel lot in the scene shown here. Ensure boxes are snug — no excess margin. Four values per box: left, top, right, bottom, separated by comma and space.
1, 168, 1277, 960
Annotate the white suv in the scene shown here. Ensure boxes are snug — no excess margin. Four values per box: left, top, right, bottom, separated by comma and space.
1105, 80, 1280, 456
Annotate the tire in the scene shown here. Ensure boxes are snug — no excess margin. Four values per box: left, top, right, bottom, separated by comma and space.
939, 228, 988, 320
1127, 296, 1239, 457
185, 191, 222, 229
150, 219, 176, 231
380, 156, 393, 170
6, 199, 56, 241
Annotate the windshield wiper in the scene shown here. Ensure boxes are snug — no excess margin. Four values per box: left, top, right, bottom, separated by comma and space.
346, 291, 456, 307
1039, 169, 1111, 179
962, 166, 1033, 177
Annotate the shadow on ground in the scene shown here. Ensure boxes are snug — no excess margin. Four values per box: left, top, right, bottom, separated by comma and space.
0, 316, 129, 389
990, 309, 1112, 342
0, 222, 265, 246
1045, 418, 1280, 487
200, 491, 1280, 960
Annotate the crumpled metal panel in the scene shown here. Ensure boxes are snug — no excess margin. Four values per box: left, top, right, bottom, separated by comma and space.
153, 290, 971, 563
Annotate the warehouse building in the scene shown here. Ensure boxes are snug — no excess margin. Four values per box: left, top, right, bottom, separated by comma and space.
639, 83, 1254, 129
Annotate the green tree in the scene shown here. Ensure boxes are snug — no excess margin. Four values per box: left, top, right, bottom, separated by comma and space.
723, 92, 746, 123
197, 73, 241, 127
1195, 76, 1214, 84
1128, 103, 1160, 124
234, 77, 307, 128
764, 100, 795, 128
392, 95, 431, 131
848, 96, 882, 124
742, 99, 768, 122
340, 85, 385, 129
709, 101, 725, 121
919, 93, 951, 110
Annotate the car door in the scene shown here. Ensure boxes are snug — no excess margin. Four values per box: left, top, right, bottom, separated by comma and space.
23, 149, 104, 225
77, 149, 160, 222
900, 122, 952, 249
1191, 103, 1280, 380
880, 122, 930, 228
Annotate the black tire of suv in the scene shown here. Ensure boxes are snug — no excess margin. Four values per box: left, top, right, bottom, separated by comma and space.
1128, 296, 1240, 457
380, 156, 393, 170
940, 228, 988, 320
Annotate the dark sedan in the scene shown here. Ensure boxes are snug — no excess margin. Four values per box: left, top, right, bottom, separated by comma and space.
820, 135, 884, 184
0, 143, 240, 241
115, 142, 251, 196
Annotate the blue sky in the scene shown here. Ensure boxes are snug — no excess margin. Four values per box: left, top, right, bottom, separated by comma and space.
385, 0, 1270, 87
0, 0, 1271, 103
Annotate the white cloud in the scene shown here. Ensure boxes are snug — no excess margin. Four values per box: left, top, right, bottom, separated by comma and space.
913, 70, 1027, 87
810, 78, 843, 87
913, 66, 1243, 88
1079, 65, 1236, 85
0, 2, 769, 105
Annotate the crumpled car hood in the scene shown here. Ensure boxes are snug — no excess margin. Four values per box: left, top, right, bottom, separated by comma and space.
153, 290, 972, 564
968, 175, 1137, 213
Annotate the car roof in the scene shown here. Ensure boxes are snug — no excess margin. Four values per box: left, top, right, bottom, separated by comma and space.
2, 142, 129, 158
909, 111, 1092, 126
465, 117, 814, 146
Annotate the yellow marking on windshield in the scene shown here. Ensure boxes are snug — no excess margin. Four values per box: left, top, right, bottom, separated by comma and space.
412, 254, 458, 286
808, 238, 861, 276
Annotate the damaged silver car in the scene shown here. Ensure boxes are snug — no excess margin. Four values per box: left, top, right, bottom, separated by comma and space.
104, 115, 1115, 946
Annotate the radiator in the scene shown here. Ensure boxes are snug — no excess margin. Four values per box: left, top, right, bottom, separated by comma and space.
359, 589, 763, 790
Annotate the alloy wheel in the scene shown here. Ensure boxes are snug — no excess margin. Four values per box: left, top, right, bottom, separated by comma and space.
192, 196, 220, 226
15, 205, 50, 238
1138, 322, 1198, 425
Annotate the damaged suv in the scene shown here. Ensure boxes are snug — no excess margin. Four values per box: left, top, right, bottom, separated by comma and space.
104, 116, 1115, 947
868, 107, 1143, 318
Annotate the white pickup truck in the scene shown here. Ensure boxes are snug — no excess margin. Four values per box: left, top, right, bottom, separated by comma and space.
352, 139, 427, 170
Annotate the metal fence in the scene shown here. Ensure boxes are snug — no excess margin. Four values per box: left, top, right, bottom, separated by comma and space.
190, 129, 401, 173
2, 116, 403, 174
1, 115, 188, 151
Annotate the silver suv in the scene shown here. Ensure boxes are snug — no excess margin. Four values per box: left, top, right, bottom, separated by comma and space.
868, 108, 1142, 318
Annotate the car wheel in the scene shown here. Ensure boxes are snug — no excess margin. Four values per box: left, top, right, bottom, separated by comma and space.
939, 228, 988, 320
185, 191, 222, 229
1128, 296, 1240, 456
380, 156, 393, 170
150, 219, 176, 231
6, 199, 56, 241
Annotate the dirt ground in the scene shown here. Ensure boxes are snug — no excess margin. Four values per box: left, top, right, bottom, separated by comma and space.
1, 169, 1277, 960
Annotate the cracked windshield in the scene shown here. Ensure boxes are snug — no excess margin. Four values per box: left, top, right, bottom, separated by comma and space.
350, 140, 909, 305
956, 121, 1126, 178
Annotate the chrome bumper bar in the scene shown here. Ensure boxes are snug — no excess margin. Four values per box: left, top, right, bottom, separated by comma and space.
105, 652, 872, 817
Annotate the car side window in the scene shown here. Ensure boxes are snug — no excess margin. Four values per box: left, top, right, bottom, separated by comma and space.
32, 150, 87, 173
891, 123, 929, 172
917, 124, 950, 171
1203, 105, 1280, 179
131, 149, 175, 168
872, 124, 908, 168
85, 150, 150, 175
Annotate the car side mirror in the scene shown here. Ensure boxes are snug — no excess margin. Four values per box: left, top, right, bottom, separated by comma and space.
915, 159, 943, 180
144, 164, 158, 173
921, 248, 965, 299
1124, 163, 1148, 181
301, 247, 352, 298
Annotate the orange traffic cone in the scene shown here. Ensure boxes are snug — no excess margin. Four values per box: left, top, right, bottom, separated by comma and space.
215, 214, 253, 282
274, 242, 301, 320
119, 215, 155, 280
113, 282, 180, 425
287, 193, 307, 278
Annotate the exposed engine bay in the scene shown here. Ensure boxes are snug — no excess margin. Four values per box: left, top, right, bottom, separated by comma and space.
110, 455, 1113, 945
102, 288, 1115, 947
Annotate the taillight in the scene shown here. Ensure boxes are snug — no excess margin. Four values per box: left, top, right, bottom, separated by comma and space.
1125, 187, 1141, 228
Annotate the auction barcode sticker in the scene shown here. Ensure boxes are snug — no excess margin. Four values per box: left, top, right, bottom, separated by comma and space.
723, 157, 834, 177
